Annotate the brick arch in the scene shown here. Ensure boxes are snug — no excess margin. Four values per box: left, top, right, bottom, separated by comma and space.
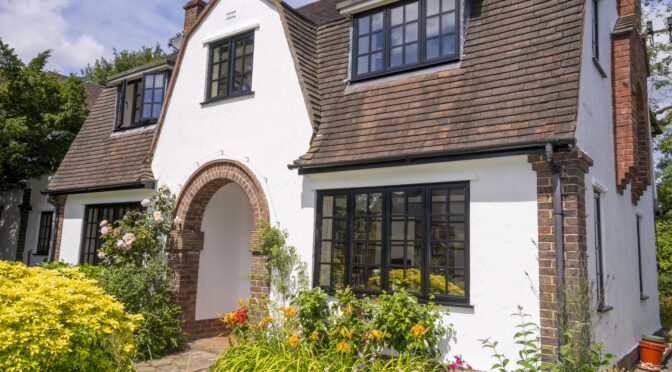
169, 159, 270, 338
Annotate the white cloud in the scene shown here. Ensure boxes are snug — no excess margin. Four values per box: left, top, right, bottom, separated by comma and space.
0, 0, 104, 73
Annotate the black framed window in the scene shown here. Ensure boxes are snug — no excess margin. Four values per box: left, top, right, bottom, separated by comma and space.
591, 0, 599, 61
115, 72, 168, 131
35, 212, 53, 255
593, 190, 606, 309
636, 216, 645, 299
207, 31, 254, 101
314, 182, 469, 305
80, 203, 140, 265
352, 0, 460, 80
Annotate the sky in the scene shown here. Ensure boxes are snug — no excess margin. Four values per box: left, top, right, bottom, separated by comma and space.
0, 0, 318, 75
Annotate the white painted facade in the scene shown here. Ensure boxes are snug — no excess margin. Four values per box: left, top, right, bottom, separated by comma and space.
57, 188, 153, 264
0, 176, 54, 265
576, 0, 660, 360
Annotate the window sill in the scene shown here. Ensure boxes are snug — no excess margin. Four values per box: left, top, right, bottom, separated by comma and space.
201, 91, 254, 106
597, 305, 614, 313
321, 287, 470, 308
350, 56, 461, 84
592, 57, 607, 78
113, 122, 157, 133
641, 295, 650, 301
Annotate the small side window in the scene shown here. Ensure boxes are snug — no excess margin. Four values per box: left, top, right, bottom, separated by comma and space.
36, 211, 54, 256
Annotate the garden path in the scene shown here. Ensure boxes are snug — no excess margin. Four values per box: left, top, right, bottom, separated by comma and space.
134, 337, 230, 372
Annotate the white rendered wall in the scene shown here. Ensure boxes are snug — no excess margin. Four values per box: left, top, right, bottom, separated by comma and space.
576, 0, 661, 360
196, 183, 253, 320
58, 189, 154, 264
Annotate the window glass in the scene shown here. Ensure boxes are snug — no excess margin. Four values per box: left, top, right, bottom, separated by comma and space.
315, 183, 469, 304
593, 191, 606, 309
80, 203, 141, 265
35, 212, 54, 255
208, 32, 254, 100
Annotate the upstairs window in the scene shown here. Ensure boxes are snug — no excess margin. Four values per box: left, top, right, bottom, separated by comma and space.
115, 72, 167, 131
353, 0, 460, 80
206, 31, 255, 102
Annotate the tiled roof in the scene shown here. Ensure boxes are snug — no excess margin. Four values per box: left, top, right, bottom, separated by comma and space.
287, 0, 585, 169
48, 87, 155, 193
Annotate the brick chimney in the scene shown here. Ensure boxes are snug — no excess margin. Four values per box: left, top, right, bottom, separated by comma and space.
183, 0, 207, 34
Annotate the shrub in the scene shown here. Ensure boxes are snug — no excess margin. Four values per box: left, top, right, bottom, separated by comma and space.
97, 186, 186, 360
0, 261, 141, 371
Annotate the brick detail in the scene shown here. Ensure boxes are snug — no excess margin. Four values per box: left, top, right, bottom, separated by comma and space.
183, 0, 206, 34
169, 159, 270, 338
611, 0, 650, 204
616, 345, 639, 370
15, 188, 32, 262
51, 195, 67, 261
528, 149, 593, 361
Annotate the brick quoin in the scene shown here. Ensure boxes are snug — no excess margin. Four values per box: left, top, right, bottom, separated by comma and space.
528, 149, 593, 362
51, 195, 67, 261
169, 159, 270, 339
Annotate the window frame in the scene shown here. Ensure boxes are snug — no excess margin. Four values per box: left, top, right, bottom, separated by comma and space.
114, 72, 168, 132
591, 0, 599, 61
139, 71, 168, 122
351, 0, 461, 82
205, 31, 255, 103
35, 211, 54, 256
593, 190, 607, 310
313, 181, 470, 306
79, 202, 141, 265
636, 216, 647, 300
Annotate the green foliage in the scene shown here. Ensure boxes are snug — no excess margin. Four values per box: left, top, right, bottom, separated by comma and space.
39, 260, 103, 281
254, 221, 309, 304
292, 286, 330, 341
480, 306, 614, 372
81, 44, 166, 86
97, 186, 186, 360
0, 261, 141, 371
0, 39, 88, 188
367, 285, 449, 358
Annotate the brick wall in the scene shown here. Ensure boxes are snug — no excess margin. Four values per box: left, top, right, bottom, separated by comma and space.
170, 159, 270, 338
51, 195, 67, 261
529, 149, 593, 361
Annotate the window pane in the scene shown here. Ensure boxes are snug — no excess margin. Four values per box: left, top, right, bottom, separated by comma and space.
427, 38, 440, 59
441, 12, 456, 34
334, 241, 346, 263
154, 73, 164, 87
320, 241, 332, 261
429, 268, 446, 294
212, 47, 221, 63
142, 104, 152, 118
442, 0, 455, 11
218, 79, 228, 96
210, 81, 218, 97
352, 266, 366, 289
357, 56, 369, 75
319, 265, 331, 286
371, 52, 383, 72
354, 218, 366, 240
371, 31, 383, 51
427, 16, 440, 37
369, 194, 383, 213
322, 196, 334, 217
406, 2, 418, 21
353, 242, 366, 264
235, 39, 245, 58
427, 0, 440, 15
233, 73, 242, 92
405, 22, 418, 43
442, 35, 457, 56
431, 242, 446, 266
358, 36, 370, 54
152, 104, 161, 116
366, 267, 381, 290
153, 88, 164, 103
447, 271, 466, 296
211, 63, 219, 80
143, 89, 153, 103
391, 26, 403, 46
355, 193, 368, 215
335, 195, 347, 216
358, 16, 370, 34
390, 47, 403, 68
371, 12, 383, 31
392, 192, 405, 214
390, 243, 405, 264
391, 6, 404, 26
245, 38, 254, 55
332, 265, 345, 287
321, 218, 333, 238
391, 218, 405, 240
369, 219, 382, 240
144, 74, 154, 88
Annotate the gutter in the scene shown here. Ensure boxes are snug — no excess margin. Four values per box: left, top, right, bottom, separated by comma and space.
46, 181, 155, 196
545, 143, 565, 351
289, 139, 575, 174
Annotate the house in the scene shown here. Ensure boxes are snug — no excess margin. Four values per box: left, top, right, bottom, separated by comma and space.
46, 0, 659, 368
0, 79, 102, 266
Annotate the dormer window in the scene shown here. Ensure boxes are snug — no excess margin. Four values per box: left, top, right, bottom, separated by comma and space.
115, 72, 168, 131
352, 0, 460, 81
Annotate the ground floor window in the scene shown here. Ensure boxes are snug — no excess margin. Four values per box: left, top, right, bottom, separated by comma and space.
314, 182, 469, 305
80, 203, 141, 265
35, 211, 54, 255
593, 190, 606, 309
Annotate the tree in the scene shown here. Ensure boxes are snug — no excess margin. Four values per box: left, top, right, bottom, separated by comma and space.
80, 44, 166, 86
0, 39, 88, 189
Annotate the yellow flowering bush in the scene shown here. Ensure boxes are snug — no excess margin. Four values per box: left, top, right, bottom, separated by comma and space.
0, 261, 141, 371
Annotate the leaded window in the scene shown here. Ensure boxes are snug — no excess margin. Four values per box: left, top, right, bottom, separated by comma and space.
592, 0, 599, 61
352, 0, 460, 80
593, 190, 606, 309
80, 203, 140, 265
207, 31, 254, 101
35, 212, 53, 255
314, 182, 469, 305
115, 72, 168, 130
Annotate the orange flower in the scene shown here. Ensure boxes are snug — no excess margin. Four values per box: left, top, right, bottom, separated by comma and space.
278, 305, 297, 318
338, 327, 353, 339
238, 298, 245, 307
336, 341, 350, 352
258, 315, 272, 327
342, 304, 352, 316
410, 323, 428, 337
288, 333, 300, 346
310, 330, 320, 341
366, 329, 383, 341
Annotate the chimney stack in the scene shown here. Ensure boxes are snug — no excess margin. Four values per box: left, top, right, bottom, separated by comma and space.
183, 0, 207, 34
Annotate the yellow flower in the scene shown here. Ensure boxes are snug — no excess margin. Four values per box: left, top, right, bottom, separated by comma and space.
410, 323, 428, 337
258, 315, 272, 327
288, 333, 300, 346
278, 305, 297, 318
238, 298, 245, 307
336, 341, 350, 352
310, 330, 320, 341
366, 329, 383, 341
342, 304, 352, 316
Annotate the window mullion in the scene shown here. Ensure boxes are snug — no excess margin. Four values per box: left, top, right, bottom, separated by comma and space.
422, 187, 430, 297
345, 191, 354, 289
382, 189, 390, 291
227, 38, 235, 96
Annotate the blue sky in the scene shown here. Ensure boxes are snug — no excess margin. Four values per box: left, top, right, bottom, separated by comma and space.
0, 0, 317, 74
